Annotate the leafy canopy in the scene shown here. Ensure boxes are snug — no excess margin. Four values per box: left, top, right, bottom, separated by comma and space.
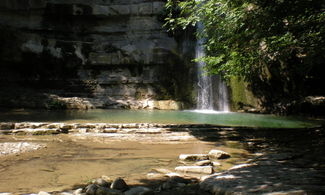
165, 0, 325, 82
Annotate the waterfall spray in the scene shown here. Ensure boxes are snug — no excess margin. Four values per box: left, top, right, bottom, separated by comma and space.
195, 24, 230, 112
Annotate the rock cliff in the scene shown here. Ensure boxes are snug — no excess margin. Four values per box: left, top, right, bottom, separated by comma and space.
0, 0, 196, 109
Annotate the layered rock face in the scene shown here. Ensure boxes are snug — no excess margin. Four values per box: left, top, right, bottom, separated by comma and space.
0, 0, 195, 109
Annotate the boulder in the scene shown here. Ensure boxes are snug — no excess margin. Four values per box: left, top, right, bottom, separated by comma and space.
110, 178, 128, 191
208, 150, 231, 159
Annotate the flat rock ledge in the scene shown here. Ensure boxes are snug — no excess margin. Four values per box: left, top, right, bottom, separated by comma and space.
0, 122, 243, 137
1, 122, 317, 136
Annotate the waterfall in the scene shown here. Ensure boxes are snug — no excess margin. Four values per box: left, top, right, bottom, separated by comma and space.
196, 23, 230, 112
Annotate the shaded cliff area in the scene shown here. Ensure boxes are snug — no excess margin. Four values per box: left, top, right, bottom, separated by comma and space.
0, 0, 197, 110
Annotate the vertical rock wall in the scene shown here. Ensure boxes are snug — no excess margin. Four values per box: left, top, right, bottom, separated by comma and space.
0, 0, 196, 109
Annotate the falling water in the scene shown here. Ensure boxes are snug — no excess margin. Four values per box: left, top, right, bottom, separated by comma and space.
196, 23, 230, 112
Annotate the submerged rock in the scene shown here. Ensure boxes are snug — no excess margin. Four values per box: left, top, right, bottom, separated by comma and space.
208, 150, 230, 159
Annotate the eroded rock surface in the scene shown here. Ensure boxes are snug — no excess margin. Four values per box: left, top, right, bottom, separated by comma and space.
0, 0, 196, 110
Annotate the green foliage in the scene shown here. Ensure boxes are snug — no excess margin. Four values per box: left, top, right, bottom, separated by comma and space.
165, 0, 325, 84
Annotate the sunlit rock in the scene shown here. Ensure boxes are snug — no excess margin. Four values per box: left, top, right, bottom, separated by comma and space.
208, 150, 231, 159
195, 160, 212, 166
175, 166, 213, 174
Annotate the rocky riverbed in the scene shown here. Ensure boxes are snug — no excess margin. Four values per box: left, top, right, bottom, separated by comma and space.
0, 122, 324, 194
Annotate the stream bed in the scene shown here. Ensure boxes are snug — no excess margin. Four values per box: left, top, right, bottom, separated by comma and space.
0, 134, 248, 194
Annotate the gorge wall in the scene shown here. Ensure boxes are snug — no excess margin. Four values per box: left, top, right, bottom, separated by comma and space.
0, 0, 196, 109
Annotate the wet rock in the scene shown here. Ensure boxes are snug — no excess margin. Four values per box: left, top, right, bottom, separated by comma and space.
208, 150, 230, 159
179, 154, 209, 161
85, 184, 98, 195
110, 178, 128, 191
194, 160, 212, 166
175, 166, 213, 174
124, 186, 154, 195
96, 187, 122, 195
94, 178, 111, 188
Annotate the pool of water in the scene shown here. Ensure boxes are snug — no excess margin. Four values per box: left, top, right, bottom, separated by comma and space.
0, 135, 248, 193
0, 109, 320, 128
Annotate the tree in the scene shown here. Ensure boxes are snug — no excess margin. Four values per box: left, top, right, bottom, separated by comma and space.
165, 0, 325, 112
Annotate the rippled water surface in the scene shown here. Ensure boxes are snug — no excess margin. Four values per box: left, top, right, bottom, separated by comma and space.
0, 109, 319, 128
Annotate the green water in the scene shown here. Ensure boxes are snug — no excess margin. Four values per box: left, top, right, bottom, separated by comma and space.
0, 109, 319, 128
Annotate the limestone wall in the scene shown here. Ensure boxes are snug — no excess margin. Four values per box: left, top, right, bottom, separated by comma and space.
0, 0, 196, 109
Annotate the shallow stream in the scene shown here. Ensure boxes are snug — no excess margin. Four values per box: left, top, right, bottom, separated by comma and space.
0, 134, 249, 193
